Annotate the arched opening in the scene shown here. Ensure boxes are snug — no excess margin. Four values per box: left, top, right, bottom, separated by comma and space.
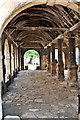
1, 1, 80, 119
24, 49, 40, 70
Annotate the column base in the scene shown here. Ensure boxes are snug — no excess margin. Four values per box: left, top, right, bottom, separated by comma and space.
56, 62, 64, 81
2, 83, 8, 93
56, 78, 64, 81
67, 64, 78, 87
52, 74, 56, 80
51, 61, 56, 75
18, 67, 20, 71
47, 62, 51, 73
68, 64, 78, 82
67, 81, 78, 87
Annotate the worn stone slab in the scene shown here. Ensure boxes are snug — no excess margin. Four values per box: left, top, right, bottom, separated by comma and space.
4, 115, 20, 120
29, 108, 39, 112
35, 99, 43, 103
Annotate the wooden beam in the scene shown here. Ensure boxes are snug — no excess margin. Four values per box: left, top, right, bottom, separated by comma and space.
17, 41, 45, 47
4, 31, 18, 47
47, 21, 80, 46
70, 21, 80, 32
21, 46, 42, 49
6, 26, 68, 31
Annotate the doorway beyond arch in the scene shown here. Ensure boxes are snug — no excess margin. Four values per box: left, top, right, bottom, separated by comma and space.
24, 49, 40, 70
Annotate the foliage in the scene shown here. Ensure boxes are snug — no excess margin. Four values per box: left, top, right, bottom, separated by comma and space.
24, 50, 39, 58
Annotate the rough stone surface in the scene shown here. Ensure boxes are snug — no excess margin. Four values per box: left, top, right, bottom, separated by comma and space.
3, 70, 78, 119
4, 115, 20, 120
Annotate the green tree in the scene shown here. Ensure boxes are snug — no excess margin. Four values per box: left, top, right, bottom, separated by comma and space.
24, 50, 39, 58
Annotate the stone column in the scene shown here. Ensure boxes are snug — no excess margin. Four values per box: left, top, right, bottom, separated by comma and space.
11, 44, 15, 76
14, 47, 18, 76
9, 44, 12, 81
40, 48, 47, 70
78, 47, 80, 71
21, 49, 24, 70
18, 47, 21, 71
21, 55, 24, 70
17, 47, 18, 70
63, 47, 69, 70
47, 46, 51, 73
0, 39, 7, 92
0, 40, 3, 82
67, 33, 78, 86
13, 46, 15, 72
40, 54, 42, 69
51, 43, 56, 77
41, 55, 47, 70
15, 47, 18, 72
56, 39, 64, 80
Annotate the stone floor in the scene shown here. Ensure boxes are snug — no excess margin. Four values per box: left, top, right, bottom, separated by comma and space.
3, 70, 78, 119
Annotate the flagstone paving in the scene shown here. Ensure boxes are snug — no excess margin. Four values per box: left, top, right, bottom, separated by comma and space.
3, 70, 78, 119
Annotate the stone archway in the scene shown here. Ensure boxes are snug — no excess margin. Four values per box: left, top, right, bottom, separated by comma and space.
0, 1, 79, 119
24, 49, 40, 70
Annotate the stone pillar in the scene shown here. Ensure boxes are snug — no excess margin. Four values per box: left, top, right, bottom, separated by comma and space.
63, 47, 69, 70
15, 47, 18, 72
40, 54, 42, 69
78, 47, 80, 71
67, 33, 78, 85
21, 49, 24, 70
41, 55, 43, 70
18, 47, 21, 71
0, 39, 7, 93
64, 52, 68, 70
0, 40, 3, 82
51, 43, 56, 76
47, 46, 51, 73
40, 48, 47, 70
40, 55, 46, 70
14, 46, 18, 76
11, 44, 15, 75
15, 47, 16, 70
56, 39, 64, 80
13, 46, 15, 72
4, 39, 10, 82
21, 55, 24, 70
2, 44, 5, 83
9, 44, 12, 81
16, 47, 18, 70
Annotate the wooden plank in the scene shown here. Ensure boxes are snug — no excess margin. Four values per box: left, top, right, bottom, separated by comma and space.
4, 31, 18, 47
70, 21, 80, 31
6, 27, 68, 31
47, 21, 80, 46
